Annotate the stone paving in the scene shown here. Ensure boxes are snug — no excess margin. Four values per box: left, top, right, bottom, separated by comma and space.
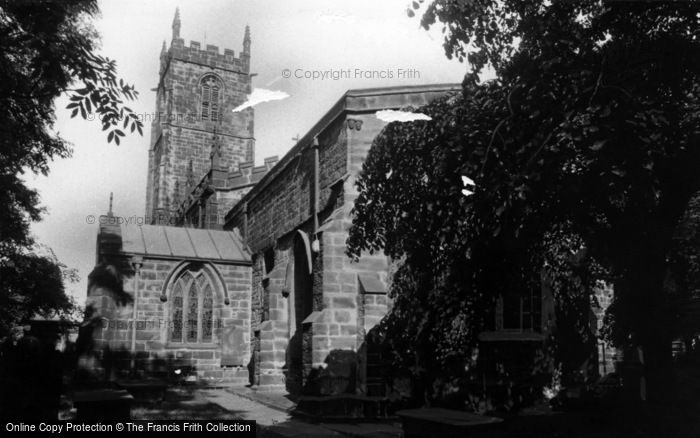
199, 388, 342, 437
198, 389, 291, 427
225, 386, 297, 412
197, 388, 403, 438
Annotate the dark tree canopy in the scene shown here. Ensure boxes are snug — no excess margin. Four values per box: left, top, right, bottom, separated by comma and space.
0, 0, 141, 338
349, 0, 700, 402
1, 0, 142, 255
0, 246, 79, 340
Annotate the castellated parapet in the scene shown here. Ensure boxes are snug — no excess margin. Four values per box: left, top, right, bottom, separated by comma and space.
146, 8, 253, 224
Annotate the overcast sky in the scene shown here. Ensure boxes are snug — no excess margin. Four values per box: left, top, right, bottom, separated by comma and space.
25, 0, 468, 304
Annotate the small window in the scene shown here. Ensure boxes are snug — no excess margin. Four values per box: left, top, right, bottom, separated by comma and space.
199, 199, 207, 229
263, 248, 275, 275
261, 249, 275, 323
496, 288, 542, 332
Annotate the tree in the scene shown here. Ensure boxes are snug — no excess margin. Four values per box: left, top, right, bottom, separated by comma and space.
0, 0, 142, 335
348, 0, 700, 403
0, 245, 80, 341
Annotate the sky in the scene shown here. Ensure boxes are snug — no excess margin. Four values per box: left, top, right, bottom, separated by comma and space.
25, 0, 468, 304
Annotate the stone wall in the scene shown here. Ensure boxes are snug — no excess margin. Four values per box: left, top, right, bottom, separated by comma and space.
228, 117, 347, 253
146, 28, 253, 220
593, 282, 617, 375
224, 114, 389, 393
173, 157, 279, 230
87, 257, 252, 385
224, 85, 459, 394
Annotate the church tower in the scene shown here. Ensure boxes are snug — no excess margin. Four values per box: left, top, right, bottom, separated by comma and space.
145, 8, 254, 224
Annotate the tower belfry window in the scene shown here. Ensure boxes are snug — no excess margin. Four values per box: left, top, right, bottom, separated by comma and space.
200, 75, 222, 122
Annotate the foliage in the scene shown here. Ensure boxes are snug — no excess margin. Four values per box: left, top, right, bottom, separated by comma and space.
0, 244, 79, 341
349, 0, 700, 402
0, 1, 141, 338
665, 193, 700, 342
0, 0, 142, 254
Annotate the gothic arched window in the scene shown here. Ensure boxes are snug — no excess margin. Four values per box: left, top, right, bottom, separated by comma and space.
200, 75, 222, 122
170, 268, 216, 343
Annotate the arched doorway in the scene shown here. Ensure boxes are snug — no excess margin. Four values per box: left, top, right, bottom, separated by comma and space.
287, 232, 313, 394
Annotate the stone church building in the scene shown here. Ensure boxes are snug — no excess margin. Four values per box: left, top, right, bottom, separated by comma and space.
86, 11, 614, 398
86, 10, 459, 392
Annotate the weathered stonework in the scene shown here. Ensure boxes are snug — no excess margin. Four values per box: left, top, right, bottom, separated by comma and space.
87, 10, 621, 404
87, 220, 253, 385
145, 11, 254, 224
225, 85, 461, 395
594, 283, 618, 375
89, 8, 465, 395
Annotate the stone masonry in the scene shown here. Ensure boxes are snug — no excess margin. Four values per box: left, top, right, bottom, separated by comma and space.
87, 215, 253, 385
225, 85, 460, 394
145, 8, 254, 223
86, 9, 620, 399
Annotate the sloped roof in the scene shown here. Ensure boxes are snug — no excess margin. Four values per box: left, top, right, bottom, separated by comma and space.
97, 218, 250, 264
358, 273, 386, 294
225, 83, 460, 228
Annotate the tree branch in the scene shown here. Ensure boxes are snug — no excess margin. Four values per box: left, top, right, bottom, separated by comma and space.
526, 131, 554, 168
480, 117, 507, 176
480, 84, 518, 176
1, 88, 80, 100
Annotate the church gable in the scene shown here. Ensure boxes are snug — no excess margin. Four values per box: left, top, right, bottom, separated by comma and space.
87, 220, 252, 384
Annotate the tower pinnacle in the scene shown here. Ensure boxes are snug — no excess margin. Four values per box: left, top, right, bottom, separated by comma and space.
172, 7, 181, 40
108, 192, 114, 217
243, 25, 251, 54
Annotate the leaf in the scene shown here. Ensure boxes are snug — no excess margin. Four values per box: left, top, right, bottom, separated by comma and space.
611, 169, 625, 177
590, 140, 607, 151
108, 131, 114, 143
